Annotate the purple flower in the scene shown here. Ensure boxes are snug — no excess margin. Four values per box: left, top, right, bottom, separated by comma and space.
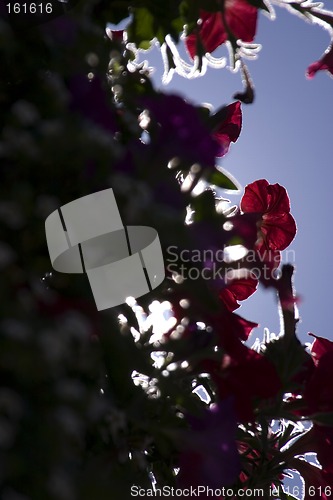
141, 94, 220, 167
177, 398, 240, 491
68, 75, 118, 134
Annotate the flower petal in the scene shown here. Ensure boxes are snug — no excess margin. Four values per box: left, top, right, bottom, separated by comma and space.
185, 1, 258, 59
261, 212, 297, 250
310, 334, 333, 365
266, 182, 292, 213
213, 101, 242, 157
241, 179, 292, 215
307, 44, 333, 79
240, 179, 270, 213
219, 273, 258, 311
225, 0, 258, 44
185, 11, 228, 59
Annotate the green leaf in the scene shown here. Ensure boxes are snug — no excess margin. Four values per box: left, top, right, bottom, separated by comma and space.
129, 7, 155, 48
128, 1, 184, 46
191, 189, 217, 221
139, 39, 153, 50
263, 334, 311, 392
206, 167, 241, 191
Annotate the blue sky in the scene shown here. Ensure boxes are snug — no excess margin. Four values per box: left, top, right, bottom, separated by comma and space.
142, 5, 333, 344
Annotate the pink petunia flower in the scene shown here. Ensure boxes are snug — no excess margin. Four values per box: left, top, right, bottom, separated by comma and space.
185, 0, 258, 59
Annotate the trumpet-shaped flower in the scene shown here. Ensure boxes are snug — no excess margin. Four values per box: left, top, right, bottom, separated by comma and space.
240, 179, 297, 252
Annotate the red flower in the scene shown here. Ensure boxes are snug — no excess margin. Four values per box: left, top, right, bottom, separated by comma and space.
304, 334, 333, 414
167, 289, 258, 345
185, 1, 258, 59
203, 348, 281, 422
106, 29, 125, 42
307, 44, 333, 79
240, 179, 297, 252
214, 309, 258, 350
167, 288, 272, 422
198, 306, 280, 422
213, 101, 242, 157
219, 271, 258, 312
310, 333, 333, 366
